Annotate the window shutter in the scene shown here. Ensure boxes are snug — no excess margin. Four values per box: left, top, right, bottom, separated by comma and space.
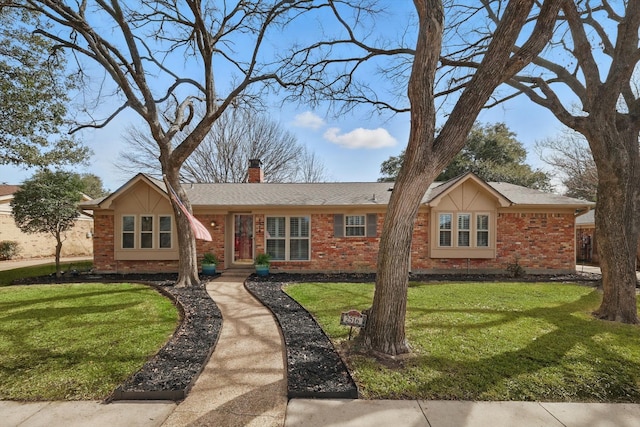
366, 213, 377, 237
334, 214, 344, 237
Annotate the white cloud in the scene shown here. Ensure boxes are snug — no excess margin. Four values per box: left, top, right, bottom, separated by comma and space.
323, 127, 397, 149
291, 111, 325, 130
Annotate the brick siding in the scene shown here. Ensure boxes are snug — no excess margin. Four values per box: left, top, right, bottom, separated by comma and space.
92, 210, 576, 274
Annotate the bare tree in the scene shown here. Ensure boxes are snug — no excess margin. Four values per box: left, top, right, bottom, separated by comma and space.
282, 1, 563, 355
536, 130, 598, 202
14, 0, 330, 287
495, 2, 640, 323
117, 107, 327, 183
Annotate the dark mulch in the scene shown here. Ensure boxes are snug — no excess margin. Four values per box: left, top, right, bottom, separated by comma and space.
109, 281, 223, 401
9, 270, 604, 402
245, 280, 358, 399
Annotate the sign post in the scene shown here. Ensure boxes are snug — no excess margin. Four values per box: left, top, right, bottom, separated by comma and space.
340, 309, 367, 340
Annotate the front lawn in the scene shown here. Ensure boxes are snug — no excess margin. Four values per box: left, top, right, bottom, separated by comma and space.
0, 261, 93, 286
0, 283, 179, 400
286, 282, 640, 402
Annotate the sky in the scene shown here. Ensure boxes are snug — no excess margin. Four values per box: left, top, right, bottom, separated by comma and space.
0, 93, 565, 193
0, 3, 569, 193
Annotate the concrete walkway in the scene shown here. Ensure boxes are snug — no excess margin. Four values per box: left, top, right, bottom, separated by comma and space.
161, 272, 288, 427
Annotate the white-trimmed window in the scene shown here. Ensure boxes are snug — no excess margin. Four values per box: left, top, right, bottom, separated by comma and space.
266, 216, 310, 261
159, 216, 172, 249
121, 214, 173, 249
477, 214, 489, 247
345, 215, 366, 236
439, 213, 452, 247
438, 212, 491, 248
458, 213, 471, 247
141, 215, 153, 248
122, 215, 135, 249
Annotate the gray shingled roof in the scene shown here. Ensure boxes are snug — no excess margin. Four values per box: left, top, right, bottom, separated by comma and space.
82, 173, 594, 209
182, 180, 591, 208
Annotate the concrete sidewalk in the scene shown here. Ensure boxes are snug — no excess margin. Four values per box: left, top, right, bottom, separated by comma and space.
285, 399, 640, 427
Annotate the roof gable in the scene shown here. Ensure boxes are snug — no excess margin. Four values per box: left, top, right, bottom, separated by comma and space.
426, 172, 512, 208
82, 173, 168, 209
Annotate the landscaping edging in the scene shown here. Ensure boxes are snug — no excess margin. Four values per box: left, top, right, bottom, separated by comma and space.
245, 280, 359, 399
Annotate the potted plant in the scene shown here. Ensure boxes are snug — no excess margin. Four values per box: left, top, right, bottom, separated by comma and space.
254, 252, 271, 277
201, 252, 219, 275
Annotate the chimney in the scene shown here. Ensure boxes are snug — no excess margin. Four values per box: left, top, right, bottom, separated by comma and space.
248, 158, 264, 183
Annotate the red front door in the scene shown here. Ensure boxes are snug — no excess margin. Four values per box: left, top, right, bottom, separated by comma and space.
234, 214, 253, 263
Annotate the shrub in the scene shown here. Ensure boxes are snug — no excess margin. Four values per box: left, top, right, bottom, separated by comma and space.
0, 241, 19, 260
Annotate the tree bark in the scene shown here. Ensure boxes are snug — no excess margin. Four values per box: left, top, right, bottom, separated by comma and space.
591, 127, 640, 323
54, 232, 63, 278
163, 170, 200, 288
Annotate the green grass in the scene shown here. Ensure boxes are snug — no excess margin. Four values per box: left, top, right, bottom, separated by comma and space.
0, 261, 94, 286
286, 282, 640, 402
0, 283, 179, 400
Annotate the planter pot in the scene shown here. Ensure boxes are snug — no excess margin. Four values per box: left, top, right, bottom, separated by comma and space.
202, 264, 217, 275
255, 264, 269, 277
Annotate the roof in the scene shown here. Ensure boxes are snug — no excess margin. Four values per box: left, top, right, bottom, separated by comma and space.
576, 209, 595, 225
82, 173, 595, 211
0, 185, 20, 197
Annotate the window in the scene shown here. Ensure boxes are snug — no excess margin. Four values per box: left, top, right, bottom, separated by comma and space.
345, 215, 366, 236
458, 214, 471, 247
141, 216, 153, 248
437, 212, 491, 248
439, 213, 452, 247
121, 214, 173, 249
477, 214, 489, 247
266, 217, 286, 260
266, 216, 310, 261
122, 215, 135, 249
159, 216, 172, 248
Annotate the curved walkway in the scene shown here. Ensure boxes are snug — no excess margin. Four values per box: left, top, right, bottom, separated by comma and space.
161, 272, 287, 427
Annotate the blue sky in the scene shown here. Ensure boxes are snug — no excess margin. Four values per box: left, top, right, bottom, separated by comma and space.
0, 88, 564, 192
0, 3, 568, 192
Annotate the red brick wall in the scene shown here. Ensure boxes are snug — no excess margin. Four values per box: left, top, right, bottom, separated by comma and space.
93, 213, 115, 271
195, 214, 226, 269
92, 210, 577, 274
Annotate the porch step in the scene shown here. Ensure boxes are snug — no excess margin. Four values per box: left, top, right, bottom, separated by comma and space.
221, 268, 254, 278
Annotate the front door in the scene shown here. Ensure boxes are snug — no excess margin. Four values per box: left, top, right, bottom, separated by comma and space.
234, 214, 254, 263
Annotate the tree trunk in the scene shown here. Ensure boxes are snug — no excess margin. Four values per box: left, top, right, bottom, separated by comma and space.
54, 232, 63, 278
591, 127, 640, 324
164, 171, 200, 288
362, 172, 435, 355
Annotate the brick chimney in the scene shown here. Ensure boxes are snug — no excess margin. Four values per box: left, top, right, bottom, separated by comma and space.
248, 158, 264, 183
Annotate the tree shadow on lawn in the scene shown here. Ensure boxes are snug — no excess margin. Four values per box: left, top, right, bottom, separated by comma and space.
401, 293, 640, 402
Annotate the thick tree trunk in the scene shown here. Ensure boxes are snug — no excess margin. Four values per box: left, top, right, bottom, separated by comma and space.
164, 171, 200, 288
362, 173, 435, 355
592, 130, 640, 324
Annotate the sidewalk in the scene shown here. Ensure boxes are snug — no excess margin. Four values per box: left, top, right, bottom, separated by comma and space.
285, 399, 640, 427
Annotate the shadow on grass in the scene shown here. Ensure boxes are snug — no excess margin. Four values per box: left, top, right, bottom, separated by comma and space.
403, 293, 640, 402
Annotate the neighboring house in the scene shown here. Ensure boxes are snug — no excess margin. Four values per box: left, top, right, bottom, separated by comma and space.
576, 209, 597, 264
81, 161, 594, 275
0, 185, 94, 259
